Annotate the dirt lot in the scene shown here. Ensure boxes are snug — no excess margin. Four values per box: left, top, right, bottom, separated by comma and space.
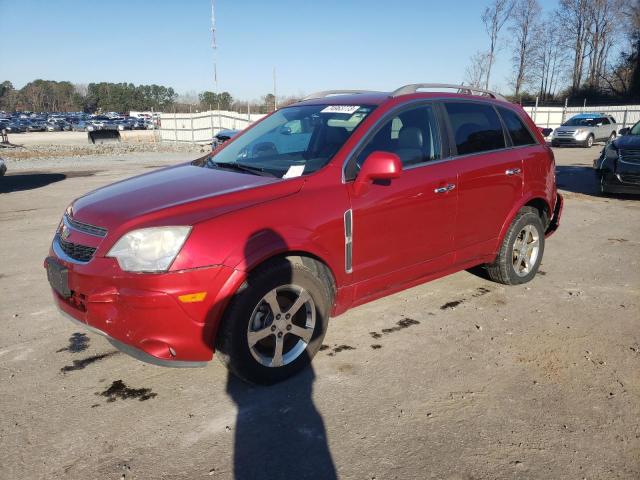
1, 145, 638, 479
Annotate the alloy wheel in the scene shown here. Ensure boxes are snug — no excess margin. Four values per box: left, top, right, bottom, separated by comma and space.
512, 225, 540, 277
247, 285, 316, 367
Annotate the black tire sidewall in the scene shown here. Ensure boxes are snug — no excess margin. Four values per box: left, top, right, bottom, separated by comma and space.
216, 260, 330, 385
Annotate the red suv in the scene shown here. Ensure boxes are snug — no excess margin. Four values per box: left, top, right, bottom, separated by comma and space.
46, 84, 563, 384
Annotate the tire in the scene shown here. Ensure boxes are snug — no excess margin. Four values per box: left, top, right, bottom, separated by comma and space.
599, 172, 611, 195
584, 135, 594, 148
486, 207, 545, 285
215, 258, 331, 385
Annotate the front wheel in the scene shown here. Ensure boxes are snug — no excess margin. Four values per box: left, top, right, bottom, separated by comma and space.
486, 207, 545, 285
584, 135, 594, 148
215, 258, 331, 385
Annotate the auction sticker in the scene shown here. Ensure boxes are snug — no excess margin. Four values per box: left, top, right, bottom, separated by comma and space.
320, 105, 360, 114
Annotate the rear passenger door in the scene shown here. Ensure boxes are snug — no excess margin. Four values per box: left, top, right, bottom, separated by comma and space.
443, 101, 523, 262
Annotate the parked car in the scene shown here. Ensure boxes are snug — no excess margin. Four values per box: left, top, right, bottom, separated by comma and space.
594, 121, 640, 195
211, 129, 240, 149
551, 113, 618, 148
27, 121, 47, 132
71, 120, 91, 132
2, 121, 26, 133
45, 84, 562, 384
46, 122, 62, 132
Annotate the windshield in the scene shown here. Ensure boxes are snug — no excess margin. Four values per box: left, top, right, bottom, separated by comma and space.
562, 117, 599, 127
203, 104, 375, 178
630, 122, 640, 135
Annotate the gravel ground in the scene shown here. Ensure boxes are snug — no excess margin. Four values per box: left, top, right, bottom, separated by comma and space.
0, 146, 638, 479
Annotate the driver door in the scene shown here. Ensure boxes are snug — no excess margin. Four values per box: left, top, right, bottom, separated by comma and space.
346, 104, 457, 299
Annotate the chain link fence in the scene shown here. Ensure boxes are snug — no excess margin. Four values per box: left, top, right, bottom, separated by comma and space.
524, 105, 640, 131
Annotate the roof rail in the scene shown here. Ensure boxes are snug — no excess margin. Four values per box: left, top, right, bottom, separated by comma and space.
391, 83, 507, 101
303, 90, 378, 100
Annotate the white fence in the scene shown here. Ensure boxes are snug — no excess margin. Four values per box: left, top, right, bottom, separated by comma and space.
523, 105, 640, 131
159, 110, 266, 144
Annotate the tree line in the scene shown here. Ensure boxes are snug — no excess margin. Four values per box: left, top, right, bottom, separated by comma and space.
0, 79, 296, 115
466, 0, 640, 102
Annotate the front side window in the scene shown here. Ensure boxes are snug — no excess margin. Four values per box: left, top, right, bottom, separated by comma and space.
203, 104, 374, 178
445, 102, 505, 155
498, 107, 536, 146
352, 104, 441, 173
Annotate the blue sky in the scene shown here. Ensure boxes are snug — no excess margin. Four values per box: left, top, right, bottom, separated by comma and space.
0, 0, 561, 100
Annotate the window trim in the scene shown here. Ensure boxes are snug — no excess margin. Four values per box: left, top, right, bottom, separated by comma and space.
342, 100, 445, 182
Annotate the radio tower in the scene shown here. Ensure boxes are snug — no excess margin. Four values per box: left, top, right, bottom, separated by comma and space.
210, 0, 221, 127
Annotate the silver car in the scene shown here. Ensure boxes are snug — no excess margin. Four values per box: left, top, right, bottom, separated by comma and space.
551, 113, 618, 148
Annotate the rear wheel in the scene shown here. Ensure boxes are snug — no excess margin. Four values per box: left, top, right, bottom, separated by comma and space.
486, 207, 545, 285
215, 258, 331, 385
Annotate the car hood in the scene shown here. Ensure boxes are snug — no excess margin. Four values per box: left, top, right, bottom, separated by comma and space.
70, 162, 302, 235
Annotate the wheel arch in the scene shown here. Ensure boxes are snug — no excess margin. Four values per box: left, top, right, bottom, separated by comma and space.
496, 194, 552, 249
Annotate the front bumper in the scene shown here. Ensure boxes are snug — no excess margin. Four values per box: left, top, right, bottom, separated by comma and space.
601, 171, 640, 194
46, 251, 239, 365
551, 136, 588, 146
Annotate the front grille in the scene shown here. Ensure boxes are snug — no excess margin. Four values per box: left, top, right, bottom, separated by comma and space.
619, 173, 640, 185
58, 237, 96, 262
66, 215, 107, 237
556, 130, 577, 137
619, 149, 640, 165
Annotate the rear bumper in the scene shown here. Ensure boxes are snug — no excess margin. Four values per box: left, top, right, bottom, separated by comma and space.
545, 193, 563, 237
46, 252, 240, 365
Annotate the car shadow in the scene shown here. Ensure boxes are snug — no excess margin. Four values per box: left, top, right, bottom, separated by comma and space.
226, 368, 337, 480
556, 165, 640, 199
210, 228, 337, 479
555, 165, 601, 196
0, 172, 66, 193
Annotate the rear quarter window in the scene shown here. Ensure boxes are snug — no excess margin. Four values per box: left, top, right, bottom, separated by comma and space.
445, 102, 505, 155
498, 107, 536, 146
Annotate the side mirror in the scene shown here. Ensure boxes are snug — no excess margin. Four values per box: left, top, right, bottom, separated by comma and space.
541, 128, 553, 137
619, 128, 630, 136
353, 151, 402, 196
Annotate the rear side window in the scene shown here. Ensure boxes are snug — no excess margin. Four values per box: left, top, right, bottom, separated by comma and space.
498, 107, 536, 146
445, 102, 505, 155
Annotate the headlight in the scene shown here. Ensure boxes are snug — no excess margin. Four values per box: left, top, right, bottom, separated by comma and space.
574, 129, 587, 138
605, 144, 619, 160
107, 226, 191, 272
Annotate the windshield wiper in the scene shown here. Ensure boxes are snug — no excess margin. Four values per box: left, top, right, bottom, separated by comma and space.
208, 160, 276, 177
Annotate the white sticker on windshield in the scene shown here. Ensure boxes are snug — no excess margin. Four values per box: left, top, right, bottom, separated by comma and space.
283, 165, 305, 179
320, 105, 360, 115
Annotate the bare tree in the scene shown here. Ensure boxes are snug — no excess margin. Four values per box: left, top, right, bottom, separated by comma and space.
584, 0, 622, 89
509, 0, 542, 96
465, 51, 490, 88
482, 0, 515, 90
532, 15, 567, 100
558, 0, 593, 91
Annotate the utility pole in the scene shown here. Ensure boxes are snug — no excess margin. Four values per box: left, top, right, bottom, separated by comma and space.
211, 0, 221, 131
273, 67, 277, 111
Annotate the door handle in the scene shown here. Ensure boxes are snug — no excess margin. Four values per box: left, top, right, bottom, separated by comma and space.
505, 168, 522, 176
434, 183, 456, 194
